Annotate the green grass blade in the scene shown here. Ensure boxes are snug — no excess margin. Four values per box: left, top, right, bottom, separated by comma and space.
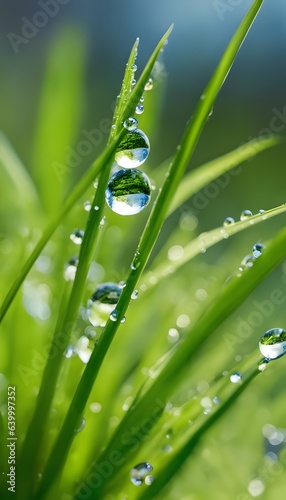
87, 222, 286, 497
0, 131, 41, 211
31, 26, 85, 213
168, 135, 282, 216
138, 365, 260, 500
24, 27, 173, 500
147, 203, 286, 287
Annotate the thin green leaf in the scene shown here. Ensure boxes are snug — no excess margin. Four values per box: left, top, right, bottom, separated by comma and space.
168, 135, 282, 216
147, 203, 286, 287
0, 131, 41, 211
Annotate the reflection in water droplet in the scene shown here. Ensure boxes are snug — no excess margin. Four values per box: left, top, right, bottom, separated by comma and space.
223, 216, 235, 227
105, 169, 151, 216
130, 462, 153, 486
252, 243, 265, 258
123, 117, 138, 131
131, 290, 139, 300
230, 373, 242, 384
87, 283, 122, 327
240, 209, 253, 221
259, 328, 286, 360
115, 129, 150, 168
70, 229, 84, 245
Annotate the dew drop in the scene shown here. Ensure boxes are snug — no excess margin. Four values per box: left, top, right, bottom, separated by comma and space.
115, 129, 150, 168
258, 358, 269, 371
131, 251, 141, 270
86, 283, 122, 327
70, 229, 84, 245
131, 79, 136, 86
252, 243, 265, 258
132, 64, 137, 71
130, 462, 153, 486
83, 201, 91, 212
259, 209, 265, 214
144, 78, 153, 91
94, 205, 99, 211
135, 104, 144, 115
145, 475, 154, 486
259, 328, 286, 360
131, 290, 139, 300
230, 372, 242, 384
123, 117, 138, 131
223, 216, 235, 227
75, 417, 86, 434
64, 256, 78, 282
110, 310, 119, 322
105, 169, 151, 216
64, 345, 77, 359
213, 396, 220, 405
139, 95, 144, 103
240, 209, 253, 221
120, 315, 126, 324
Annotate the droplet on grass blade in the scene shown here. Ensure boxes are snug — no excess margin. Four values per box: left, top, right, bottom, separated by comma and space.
115, 129, 150, 168
64, 256, 78, 281
144, 78, 153, 91
223, 216, 235, 227
230, 373, 242, 384
130, 462, 153, 486
135, 103, 144, 115
259, 328, 286, 360
87, 283, 122, 327
240, 209, 253, 221
252, 243, 265, 258
105, 169, 151, 216
70, 229, 84, 245
123, 117, 138, 131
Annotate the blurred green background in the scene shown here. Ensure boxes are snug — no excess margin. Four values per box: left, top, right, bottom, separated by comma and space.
1, 1, 286, 499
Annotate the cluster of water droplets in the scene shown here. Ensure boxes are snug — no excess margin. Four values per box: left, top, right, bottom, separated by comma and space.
105, 66, 154, 216
223, 208, 267, 228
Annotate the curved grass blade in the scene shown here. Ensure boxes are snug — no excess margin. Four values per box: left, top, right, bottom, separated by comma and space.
137, 365, 260, 500
146, 203, 286, 287
168, 134, 282, 216
0, 131, 41, 211
85, 221, 286, 498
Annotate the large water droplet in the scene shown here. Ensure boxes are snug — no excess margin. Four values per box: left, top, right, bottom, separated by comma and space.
252, 243, 265, 258
87, 283, 122, 327
105, 169, 151, 216
115, 129, 150, 168
230, 372, 242, 384
124, 117, 138, 131
130, 462, 153, 486
240, 209, 253, 221
144, 78, 153, 91
70, 229, 84, 245
223, 216, 235, 227
259, 328, 286, 360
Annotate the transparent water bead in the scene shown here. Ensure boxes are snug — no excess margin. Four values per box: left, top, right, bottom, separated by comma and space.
115, 129, 150, 168
240, 209, 253, 221
258, 358, 269, 371
83, 200, 91, 212
110, 310, 119, 322
64, 256, 78, 281
105, 169, 151, 216
70, 229, 84, 245
87, 282, 122, 327
230, 372, 242, 384
223, 216, 235, 227
130, 462, 153, 486
259, 328, 286, 360
123, 117, 138, 131
75, 417, 86, 434
131, 290, 139, 300
135, 103, 144, 115
252, 243, 265, 258
144, 78, 153, 91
